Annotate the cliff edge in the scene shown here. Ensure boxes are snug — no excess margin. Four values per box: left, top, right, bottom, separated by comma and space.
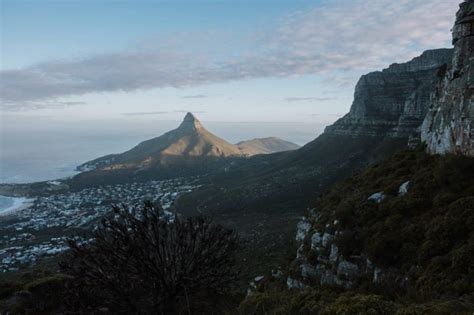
421, 0, 474, 156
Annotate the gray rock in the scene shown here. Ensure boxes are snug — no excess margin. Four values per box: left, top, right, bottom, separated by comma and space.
301, 264, 320, 280
366, 258, 374, 271
272, 269, 284, 279
296, 218, 311, 242
325, 49, 453, 139
373, 267, 383, 283
287, 277, 307, 289
337, 260, 359, 279
322, 233, 334, 247
320, 271, 339, 287
368, 192, 386, 203
329, 244, 339, 263
296, 244, 306, 261
398, 181, 410, 196
421, 0, 474, 156
311, 232, 323, 249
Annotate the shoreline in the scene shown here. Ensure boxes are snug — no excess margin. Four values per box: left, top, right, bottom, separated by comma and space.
0, 196, 35, 216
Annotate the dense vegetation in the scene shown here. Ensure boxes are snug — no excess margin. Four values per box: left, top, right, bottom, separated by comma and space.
242, 149, 474, 313
318, 149, 474, 299
0, 202, 241, 314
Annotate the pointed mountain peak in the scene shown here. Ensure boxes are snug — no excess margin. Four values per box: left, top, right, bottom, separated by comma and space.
183, 112, 199, 122
178, 112, 203, 131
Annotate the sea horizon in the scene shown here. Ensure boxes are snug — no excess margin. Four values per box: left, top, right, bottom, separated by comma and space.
0, 118, 327, 184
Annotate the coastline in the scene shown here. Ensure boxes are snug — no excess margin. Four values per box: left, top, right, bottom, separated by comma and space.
0, 196, 35, 216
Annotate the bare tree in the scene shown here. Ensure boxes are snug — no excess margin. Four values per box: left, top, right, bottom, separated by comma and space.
60, 201, 240, 313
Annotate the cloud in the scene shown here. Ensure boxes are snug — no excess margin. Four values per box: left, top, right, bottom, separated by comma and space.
121, 111, 170, 116
1, 100, 86, 111
311, 113, 344, 117
173, 110, 207, 114
181, 95, 208, 99
121, 110, 207, 116
285, 97, 337, 102
0, 0, 460, 110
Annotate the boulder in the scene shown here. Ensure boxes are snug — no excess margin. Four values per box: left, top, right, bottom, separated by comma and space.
337, 260, 359, 279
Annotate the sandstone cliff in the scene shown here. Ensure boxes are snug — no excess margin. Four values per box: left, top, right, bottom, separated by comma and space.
421, 0, 474, 156
325, 49, 453, 139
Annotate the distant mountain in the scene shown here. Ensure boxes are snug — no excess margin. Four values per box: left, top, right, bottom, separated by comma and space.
73, 113, 299, 187
237, 137, 300, 156
78, 113, 243, 172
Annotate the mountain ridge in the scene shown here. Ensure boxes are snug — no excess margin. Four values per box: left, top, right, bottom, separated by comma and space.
77, 113, 299, 173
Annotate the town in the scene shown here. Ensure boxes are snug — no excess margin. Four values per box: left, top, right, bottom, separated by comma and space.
0, 177, 199, 273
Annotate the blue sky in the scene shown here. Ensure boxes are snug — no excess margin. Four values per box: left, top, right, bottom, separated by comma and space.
0, 0, 460, 125
3, 0, 317, 68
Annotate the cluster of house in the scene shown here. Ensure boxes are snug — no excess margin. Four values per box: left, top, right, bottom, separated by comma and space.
0, 177, 199, 272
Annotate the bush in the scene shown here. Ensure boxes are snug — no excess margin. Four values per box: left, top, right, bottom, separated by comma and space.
60, 202, 240, 313
240, 290, 398, 315
322, 293, 398, 315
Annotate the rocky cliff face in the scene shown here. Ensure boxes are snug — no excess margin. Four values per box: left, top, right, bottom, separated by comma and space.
421, 0, 474, 156
325, 49, 453, 139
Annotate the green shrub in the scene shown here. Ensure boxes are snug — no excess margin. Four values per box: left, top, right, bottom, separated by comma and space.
322, 294, 398, 315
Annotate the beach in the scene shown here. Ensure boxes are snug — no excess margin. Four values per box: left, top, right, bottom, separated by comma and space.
0, 195, 35, 216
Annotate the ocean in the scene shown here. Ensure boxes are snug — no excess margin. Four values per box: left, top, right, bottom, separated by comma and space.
0, 195, 34, 215
0, 117, 324, 188
0, 195, 14, 212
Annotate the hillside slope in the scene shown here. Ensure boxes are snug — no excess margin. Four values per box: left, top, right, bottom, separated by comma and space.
241, 149, 474, 314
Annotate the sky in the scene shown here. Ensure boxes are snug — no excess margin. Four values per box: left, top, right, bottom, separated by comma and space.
0, 0, 462, 125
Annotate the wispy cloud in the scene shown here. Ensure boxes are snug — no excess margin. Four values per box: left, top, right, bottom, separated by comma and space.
0, 0, 459, 110
173, 110, 207, 114
1, 100, 86, 111
285, 97, 337, 102
181, 95, 208, 99
121, 110, 207, 116
121, 111, 170, 116
311, 113, 344, 117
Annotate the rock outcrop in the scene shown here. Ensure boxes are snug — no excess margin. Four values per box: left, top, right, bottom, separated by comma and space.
291, 208, 379, 289
421, 0, 474, 156
326, 49, 453, 139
